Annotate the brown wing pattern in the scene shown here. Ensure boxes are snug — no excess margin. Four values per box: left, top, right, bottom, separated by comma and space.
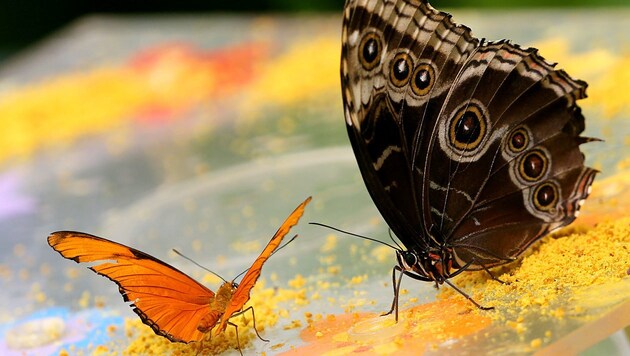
217, 196, 311, 333
48, 231, 215, 343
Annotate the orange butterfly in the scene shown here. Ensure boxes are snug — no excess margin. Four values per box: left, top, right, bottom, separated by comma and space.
48, 197, 311, 353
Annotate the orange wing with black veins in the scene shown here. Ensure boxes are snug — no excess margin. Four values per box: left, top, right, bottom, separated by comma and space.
48, 231, 215, 343
217, 196, 312, 333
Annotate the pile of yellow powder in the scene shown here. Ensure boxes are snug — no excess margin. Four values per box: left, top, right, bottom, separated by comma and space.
441, 217, 630, 318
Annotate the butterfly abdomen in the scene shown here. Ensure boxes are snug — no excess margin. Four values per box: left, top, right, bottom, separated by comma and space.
197, 311, 221, 333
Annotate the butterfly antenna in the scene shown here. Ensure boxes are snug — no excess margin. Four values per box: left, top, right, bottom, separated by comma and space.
233, 234, 299, 282
387, 228, 403, 250
309, 222, 399, 250
272, 234, 299, 257
172, 249, 228, 283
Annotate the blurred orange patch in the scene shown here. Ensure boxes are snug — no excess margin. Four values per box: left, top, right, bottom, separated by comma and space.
129, 42, 269, 122
0, 41, 268, 163
287, 299, 491, 355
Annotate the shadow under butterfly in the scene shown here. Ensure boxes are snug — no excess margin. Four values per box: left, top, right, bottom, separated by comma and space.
338, 0, 598, 319
48, 197, 311, 355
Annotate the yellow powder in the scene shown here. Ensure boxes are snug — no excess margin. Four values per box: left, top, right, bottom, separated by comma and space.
288, 274, 307, 289
316, 280, 330, 290
319, 255, 336, 266
348, 274, 368, 286
34, 291, 46, 304
370, 245, 393, 263
94, 296, 106, 309
65, 268, 80, 279
327, 266, 341, 275
506, 320, 527, 334
530, 338, 543, 349
201, 272, 223, 285
283, 320, 303, 330
78, 291, 91, 309
92, 345, 109, 355
320, 234, 338, 253
440, 217, 630, 316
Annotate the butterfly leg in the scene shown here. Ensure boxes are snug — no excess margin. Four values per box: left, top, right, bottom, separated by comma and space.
380, 266, 398, 318
451, 258, 506, 284
444, 279, 494, 310
229, 306, 269, 342
191, 340, 201, 355
227, 321, 244, 356
243, 306, 268, 342
481, 265, 507, 284
381, 265, 404, 322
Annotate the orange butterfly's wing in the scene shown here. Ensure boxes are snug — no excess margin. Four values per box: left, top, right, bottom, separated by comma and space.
48, 231, 215, 343
217, 196, 312, 333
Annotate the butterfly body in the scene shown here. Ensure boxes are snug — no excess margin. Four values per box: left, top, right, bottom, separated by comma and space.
341, 0, 596, 310
395, 245, 452, 282
197, 281, 236, 334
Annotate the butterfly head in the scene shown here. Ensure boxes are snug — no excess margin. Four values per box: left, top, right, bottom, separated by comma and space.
395, 246, 455, 283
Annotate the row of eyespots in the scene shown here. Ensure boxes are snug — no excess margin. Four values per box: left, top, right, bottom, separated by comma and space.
359, 30, 483, 156
504, 126, 548, 182
509, 128, 550, 183
359, 30, 559, 214
527, 150, 559, 213
358, 32, 435, 96
507, 127, 559, 212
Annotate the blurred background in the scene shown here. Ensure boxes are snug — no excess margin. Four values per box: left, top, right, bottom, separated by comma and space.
1, 0, 629, 64
0, 0, 628, 354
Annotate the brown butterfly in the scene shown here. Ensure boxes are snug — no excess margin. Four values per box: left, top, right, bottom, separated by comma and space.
341, 0, 596, 318
48, 196, 311, 354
